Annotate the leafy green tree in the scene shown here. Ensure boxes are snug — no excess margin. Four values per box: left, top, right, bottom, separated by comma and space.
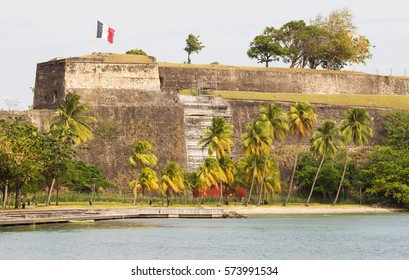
283, 102, 317, 206
40, 135, 76, 206
48, 92, 96, 145
311, 8, 372, 70
0, 119, 47, 208
247, 33, 283, 67
298, 26, 331, 69
259, 9, 371, 70
306, 120, 342, 206
184, 34, 205, 64
333, 108, 373, 205
60, 160, 113, 204
159, 161, 185, 206
126, 48, 147, 55
363, 147, 409, 206
242, 120, 272, 205
265, 20, 307, 68
296, 152, 363, 203
380, 110, 409, 150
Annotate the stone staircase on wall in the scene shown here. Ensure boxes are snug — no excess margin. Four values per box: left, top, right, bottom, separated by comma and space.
178, 94, 233, 172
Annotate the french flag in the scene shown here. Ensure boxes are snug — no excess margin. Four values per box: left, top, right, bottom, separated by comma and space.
96, 21, 115, 44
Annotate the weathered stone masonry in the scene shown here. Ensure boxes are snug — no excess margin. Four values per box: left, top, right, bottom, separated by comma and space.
2, 54, 408, 186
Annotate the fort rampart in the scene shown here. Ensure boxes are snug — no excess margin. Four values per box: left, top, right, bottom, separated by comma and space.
2, 54, 407, 186
158, 64, 409, 95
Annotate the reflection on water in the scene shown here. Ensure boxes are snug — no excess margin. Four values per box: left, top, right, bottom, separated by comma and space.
1, 213, 408, 260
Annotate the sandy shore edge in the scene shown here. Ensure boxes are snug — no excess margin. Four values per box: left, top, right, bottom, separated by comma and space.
218, 205, 404, 215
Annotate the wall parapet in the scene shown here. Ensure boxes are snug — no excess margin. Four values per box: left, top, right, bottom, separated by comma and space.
158, 64, 409, 95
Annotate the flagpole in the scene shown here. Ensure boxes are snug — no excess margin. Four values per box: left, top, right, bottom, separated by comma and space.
93, 2, 97, 53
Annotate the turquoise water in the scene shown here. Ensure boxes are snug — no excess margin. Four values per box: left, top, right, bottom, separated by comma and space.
1, 213, 408, 260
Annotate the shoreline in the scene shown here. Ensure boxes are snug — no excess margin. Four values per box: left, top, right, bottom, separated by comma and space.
217, 205, 405, 215
0, 205, 405, 227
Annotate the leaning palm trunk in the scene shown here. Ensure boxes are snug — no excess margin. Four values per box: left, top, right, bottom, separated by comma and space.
218, 181, 223, 206
56, 183, 59, 206
257, 156, 268, 205
198, 191, 205, 205
245, 158, 258, 206
133, 187, 138, 205
2, 181, 8, 209
14, 182, 22, 209
306, 151, 326, 206
46, 178, 56, 206
283, 149, 299, 206
333, 149, 349, 206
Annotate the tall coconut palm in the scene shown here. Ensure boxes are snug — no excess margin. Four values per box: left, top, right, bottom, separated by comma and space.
196, 157, 225, 204
257, 155, 281, 205
48, 92, 96, 145
198, 117, 234, 160
283, 102, 317, 206
258, 103, 288, 204
47, 92, 95, 205
217, 155, 237, 205
333, 108, 373, 205
159, 161, 185, 206
242, 120, 272, 205
259, 103, 289, 142
306, 120, 343, 206
136, 167, 159, 205
199, 117, 234, 205
129, 140, 157, 204
129, 140, 158, 171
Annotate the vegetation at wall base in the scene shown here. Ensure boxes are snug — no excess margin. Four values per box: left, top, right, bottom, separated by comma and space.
3, 92, 409, 209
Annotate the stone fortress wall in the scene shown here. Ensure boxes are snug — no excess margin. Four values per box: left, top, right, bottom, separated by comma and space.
158, 63, 409, 95
2, 54, 408, 186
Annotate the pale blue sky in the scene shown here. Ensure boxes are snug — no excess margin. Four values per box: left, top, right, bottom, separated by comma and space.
1, 0, 408, 110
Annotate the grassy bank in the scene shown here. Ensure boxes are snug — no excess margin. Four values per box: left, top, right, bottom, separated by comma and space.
216, 91, 409, 110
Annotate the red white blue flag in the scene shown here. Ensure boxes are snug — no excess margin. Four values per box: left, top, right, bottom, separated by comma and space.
96, 21, 115, 44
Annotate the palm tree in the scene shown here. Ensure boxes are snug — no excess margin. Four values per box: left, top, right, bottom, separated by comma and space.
283, 102, 317, 206
47, 92, 95, 205
259, 103, 289, 142
306, 120, 342, 206
257, 155, 281, 205
196, 157, 225, 204
198, 117, 235, 205
217, 155, 237, 205
198, 117, 234, 160
159, 161, 185, 206
129, 140, 158, 170
136, 167, 159, 205
258, 103, 288, 205
242, 120, 272, 205
48, 92, 96, 145
129, 140, 157, 204
333, 108, 373, 205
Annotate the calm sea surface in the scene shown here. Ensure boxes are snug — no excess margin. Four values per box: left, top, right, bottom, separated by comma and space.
1, 213, 408, 260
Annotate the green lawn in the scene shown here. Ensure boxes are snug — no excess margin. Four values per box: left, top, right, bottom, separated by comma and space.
214, 91, 409, 110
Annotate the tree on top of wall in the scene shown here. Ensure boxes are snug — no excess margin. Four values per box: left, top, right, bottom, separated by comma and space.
126, 49, 147, 56
184, 34, 205, 64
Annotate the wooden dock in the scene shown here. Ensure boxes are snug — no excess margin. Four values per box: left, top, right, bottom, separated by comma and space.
0, 208, 233, 227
